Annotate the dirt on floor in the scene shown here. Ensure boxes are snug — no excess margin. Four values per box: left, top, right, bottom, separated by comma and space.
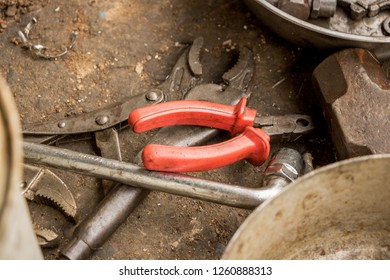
1, 0, 336, 259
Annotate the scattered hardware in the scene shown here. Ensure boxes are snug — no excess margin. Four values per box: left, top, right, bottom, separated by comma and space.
273, 0, 337, 20
17, 17, 78, 59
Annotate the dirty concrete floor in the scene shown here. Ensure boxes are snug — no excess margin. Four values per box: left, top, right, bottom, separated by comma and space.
0, 0, 335, 259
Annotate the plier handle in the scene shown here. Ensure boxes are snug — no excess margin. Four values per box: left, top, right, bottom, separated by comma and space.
128, 97, 314, 172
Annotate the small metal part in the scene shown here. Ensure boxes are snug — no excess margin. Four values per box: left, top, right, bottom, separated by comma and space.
261, 148, 303, 198
95, 128, 122, 194
263, 148, 303, 183
302, 152, 314, 174
95, 115, 109, 126
337, 0, 368, 20
57, 121, 66, 128
257, 114, 315, 142
311, 0, 337, 18
17, 18, 78, 59
222, 47, 255, 93
22, 164, 78, 222
350, 3, 368, 20
382, 17, 390, 35
367, 0, 390, 17
188, 37, 204, 76
145, 89, 165, 102
278, 0, 312, 20
33, 223, 60, 248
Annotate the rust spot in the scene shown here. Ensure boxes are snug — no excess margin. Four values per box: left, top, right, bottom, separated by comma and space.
237, 242, 244, 254
275, 210, 283, 219
302, 193, 319, 210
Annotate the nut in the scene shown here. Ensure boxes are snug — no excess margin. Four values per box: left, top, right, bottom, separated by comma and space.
264, 163, 299, 182
278, 0, 312, 21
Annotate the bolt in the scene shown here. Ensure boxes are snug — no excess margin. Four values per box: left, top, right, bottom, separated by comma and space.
95, 115, 109, 126
145, 90, 164, 102
311, 0, 336, 18
264, 148, 303, 182
278, 0, 312, 21
58, 121, 66, 128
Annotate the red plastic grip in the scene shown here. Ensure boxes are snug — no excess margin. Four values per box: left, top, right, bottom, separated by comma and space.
142, 127, 270, 172
128, 97, 257, 135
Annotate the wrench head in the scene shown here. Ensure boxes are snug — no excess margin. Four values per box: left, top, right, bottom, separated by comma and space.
22, 164, 78, 223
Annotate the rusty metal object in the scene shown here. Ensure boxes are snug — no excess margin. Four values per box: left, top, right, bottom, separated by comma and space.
261, 148, 304, 192
278, 0, 312, 20
312, 48, 390, 159
311, 0, 336, 18
223, 155, 390, 259
33, 223, 60, 248
22, 165, 78, 223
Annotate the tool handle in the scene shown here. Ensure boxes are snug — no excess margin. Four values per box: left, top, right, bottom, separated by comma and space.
128, 97, 257, 135
142, 127, 270, 172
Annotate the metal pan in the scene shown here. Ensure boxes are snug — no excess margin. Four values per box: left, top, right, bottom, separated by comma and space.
244, 0, 390, 53
223, 154, 390, 259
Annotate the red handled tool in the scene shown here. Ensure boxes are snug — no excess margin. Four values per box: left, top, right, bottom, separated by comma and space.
128, 97, 314, 172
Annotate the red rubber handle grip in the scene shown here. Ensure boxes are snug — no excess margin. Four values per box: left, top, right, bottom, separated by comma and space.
142, 127, 270, 172
128, 97, 257, 135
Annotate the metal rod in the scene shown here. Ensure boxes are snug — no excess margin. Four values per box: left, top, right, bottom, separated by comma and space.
24, 142, 281, 209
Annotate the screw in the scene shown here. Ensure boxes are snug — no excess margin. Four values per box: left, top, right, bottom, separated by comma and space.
95, 115, 109, 126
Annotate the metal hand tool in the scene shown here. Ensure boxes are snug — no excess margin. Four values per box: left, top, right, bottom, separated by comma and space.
22, 37, 204, 135
129, 97, 314, 172
24, 141, 305, 210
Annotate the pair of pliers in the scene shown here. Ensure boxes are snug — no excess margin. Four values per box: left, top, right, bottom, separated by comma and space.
128, 97, 315, 172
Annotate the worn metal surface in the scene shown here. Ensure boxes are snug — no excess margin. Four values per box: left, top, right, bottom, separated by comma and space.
22, 164, 78, 222
244, 0, 390, 50
223, 155, 390, 259
24, 141, 288, 210
312, 48, 390, 159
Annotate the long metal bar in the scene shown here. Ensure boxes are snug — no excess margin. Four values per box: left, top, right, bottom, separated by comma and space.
24, 142, 282, 209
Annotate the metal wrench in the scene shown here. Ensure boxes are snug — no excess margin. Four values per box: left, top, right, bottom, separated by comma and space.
24, 142, 303, 210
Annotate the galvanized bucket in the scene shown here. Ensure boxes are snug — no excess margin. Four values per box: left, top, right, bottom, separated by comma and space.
223, 154, 390, 259
0, 76, 42, 259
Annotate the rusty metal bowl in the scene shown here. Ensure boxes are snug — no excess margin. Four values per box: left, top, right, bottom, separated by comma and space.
223, 155, 390, 259
244, 0, 390, 52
